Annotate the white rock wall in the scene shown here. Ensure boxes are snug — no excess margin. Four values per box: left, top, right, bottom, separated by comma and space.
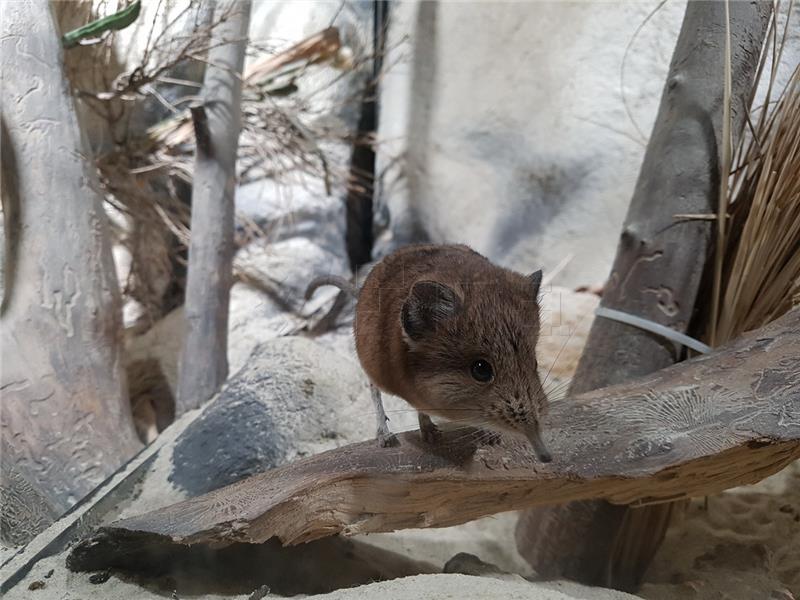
374, 1, 797, 288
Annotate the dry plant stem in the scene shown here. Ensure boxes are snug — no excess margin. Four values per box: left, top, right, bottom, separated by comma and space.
516, 1, 771, 591
245, 27, 341, 84
79, 1, 215, 324
78, 2, 232, 105
714, 32, 800, 345
146, 27, 342, 152
67, 309, 800, 571
0, 1, 142, 544
96, 25, 353, 323
176, 0, 251, 415
710, 0, 734, 347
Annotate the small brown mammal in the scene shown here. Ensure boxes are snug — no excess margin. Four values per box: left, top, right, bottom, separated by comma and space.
306, 243, 551, 462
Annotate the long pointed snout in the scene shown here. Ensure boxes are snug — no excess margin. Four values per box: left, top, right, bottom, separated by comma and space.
525, 424, 552, 463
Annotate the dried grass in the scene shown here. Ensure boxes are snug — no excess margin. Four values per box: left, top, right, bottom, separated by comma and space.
64, 1, 378, 324
709, 2, 800, 345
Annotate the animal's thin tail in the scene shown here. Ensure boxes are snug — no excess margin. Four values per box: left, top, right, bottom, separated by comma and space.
304, 275, 357, 337
304, 275, 357, 300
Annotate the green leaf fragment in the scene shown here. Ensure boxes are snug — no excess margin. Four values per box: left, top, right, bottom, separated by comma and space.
62, 0, 142, 49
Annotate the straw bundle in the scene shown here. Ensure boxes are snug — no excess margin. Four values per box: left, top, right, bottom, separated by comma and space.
709, 11, 800, 345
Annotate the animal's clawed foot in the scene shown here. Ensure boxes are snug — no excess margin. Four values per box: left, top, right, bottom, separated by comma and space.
419, 421, 442, 444
418, 412, 442, 444
376, 426, 399, 448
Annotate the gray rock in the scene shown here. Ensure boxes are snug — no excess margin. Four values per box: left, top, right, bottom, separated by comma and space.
229, 239, 350, 375
117, 335, 378, 514
444, 552, 516, 578
170, 336, 373, 496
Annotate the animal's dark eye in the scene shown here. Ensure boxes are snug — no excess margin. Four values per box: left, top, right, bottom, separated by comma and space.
470, 360, 494, 383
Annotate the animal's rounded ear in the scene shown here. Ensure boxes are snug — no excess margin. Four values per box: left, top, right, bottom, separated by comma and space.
401, 281, 461, 340
529, 270, 543, 298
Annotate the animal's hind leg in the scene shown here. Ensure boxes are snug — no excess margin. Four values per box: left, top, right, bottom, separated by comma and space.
371, 384, 398, 447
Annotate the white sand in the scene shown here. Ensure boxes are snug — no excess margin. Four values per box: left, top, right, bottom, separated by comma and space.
361, 511, 532, 576
639, 460, 800, 599
304, 574, 639, 600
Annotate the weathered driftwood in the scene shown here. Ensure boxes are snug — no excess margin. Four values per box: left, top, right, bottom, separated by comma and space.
176, 1, 251, 415
516, 1, 772, 589
68, 309, 800, 571
0, 2, 142, 545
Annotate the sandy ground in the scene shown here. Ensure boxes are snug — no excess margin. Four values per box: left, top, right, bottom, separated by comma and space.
362, 511, 532, 575
639, 460, 800, 600
304, 574, 640, 600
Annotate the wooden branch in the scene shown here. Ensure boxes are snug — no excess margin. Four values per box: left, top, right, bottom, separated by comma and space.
0, 1, 142, 546
175, 1, 251, 415
516, 1, 772, 589
68, 310, 800, 571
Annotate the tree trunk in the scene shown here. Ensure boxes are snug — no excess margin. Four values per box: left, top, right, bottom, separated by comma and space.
68, 308, 800, 571
175, 0, 251, 415
515, 0, 771, 590
0, 1, 142, 546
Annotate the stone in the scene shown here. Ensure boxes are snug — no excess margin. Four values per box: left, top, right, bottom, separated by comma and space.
115, 334, 418, 517
169, 336, 374, 496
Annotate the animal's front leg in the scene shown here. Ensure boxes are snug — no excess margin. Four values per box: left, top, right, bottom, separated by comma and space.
370, 384, 398, 447
418, 412, 442, 444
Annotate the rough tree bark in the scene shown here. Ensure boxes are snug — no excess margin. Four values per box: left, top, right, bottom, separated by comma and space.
175, 0, 251, 415
515, 0, 771, 590
0, 2, 142, 545
66, 308, 800, 572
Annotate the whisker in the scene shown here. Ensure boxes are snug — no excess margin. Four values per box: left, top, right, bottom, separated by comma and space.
364, 410, 495, 428
545, 378, 570, 390
542, 336, 574, 389
540, 310, 592, 389
380, 408, 485, 414
543, 379, 572, 399
448, 426, 519, 447
440, 416, 495, 427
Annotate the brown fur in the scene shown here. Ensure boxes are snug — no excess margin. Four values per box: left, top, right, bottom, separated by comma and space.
354, 244, 550, 459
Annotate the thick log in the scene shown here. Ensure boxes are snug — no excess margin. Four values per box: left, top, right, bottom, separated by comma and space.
516, 0, 772, 589
176, 1, 251, 414
0, 1, 142, 545
68, 310, 800, 571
